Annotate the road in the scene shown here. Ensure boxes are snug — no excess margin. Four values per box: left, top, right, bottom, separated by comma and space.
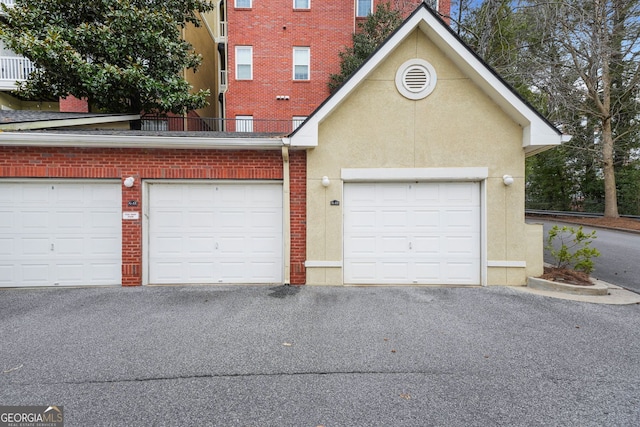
528, 219, 640, 293
1, 285, 639, 426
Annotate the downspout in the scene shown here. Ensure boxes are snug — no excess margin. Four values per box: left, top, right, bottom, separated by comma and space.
282, 142, 291, 285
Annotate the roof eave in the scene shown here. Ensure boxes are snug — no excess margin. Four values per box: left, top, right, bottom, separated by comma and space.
0, 132, 285, 150
0, 114, 140, 131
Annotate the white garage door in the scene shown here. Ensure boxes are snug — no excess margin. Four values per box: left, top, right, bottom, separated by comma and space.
344, 182, 480, 285
148, 182, 283, 284
0, 181, 122, 287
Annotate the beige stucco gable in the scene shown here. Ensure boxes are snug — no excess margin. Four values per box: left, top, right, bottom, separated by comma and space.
303, 23, 545, 287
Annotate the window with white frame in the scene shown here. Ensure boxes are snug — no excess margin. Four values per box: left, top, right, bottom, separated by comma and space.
235, 0, 252, 8
356, 0, 372, 17
294, 0, 310, 9
235, 46, 252, 80
292, 116, 307, 130
236, 115, 253, 132
293, 47, 310, 80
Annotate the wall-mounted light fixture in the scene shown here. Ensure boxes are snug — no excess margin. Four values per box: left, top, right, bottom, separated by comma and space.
123, 177, 135, 188
321, 176, 330, 187
502, 175, 514, 186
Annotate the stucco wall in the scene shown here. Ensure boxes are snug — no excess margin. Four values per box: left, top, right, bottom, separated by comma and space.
306, 29, 532, 286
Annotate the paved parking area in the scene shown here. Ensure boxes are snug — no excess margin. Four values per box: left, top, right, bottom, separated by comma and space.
1, 285, 639, 426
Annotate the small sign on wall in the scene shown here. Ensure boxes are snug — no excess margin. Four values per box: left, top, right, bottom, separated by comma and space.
123, 212, 139, 220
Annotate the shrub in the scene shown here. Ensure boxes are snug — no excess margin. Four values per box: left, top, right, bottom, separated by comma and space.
545, 225, 600, 274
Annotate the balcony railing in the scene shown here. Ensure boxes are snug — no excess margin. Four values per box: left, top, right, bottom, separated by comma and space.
0, 56, 35, 81
141, 115, 304, 134
219, 21, 227, 40
219, 70, 227, 91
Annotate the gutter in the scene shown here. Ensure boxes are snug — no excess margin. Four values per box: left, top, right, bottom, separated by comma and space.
281, 142, 291, 286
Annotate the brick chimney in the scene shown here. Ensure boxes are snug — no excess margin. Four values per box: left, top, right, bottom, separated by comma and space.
59, 95, 89, 113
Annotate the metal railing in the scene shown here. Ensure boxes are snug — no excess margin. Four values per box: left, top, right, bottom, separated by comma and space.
219, 70, 227, 91
526, 209, 640, 220
219, 21, 227, 40
0, 56, 35, 81
141, 115, 302, 134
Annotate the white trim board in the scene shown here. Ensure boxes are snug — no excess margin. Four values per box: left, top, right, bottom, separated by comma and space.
341, 167, 489, 182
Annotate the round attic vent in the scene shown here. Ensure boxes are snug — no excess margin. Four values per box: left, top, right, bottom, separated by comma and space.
395, 59, 437, 100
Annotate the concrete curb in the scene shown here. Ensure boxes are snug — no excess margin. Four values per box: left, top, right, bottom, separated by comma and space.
527, 276, 608, 296
513, 278, 640, 305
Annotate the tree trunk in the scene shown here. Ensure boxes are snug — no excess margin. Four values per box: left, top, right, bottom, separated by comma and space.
601, 116, 619, 217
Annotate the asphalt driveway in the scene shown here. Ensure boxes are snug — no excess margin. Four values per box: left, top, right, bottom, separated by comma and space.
1, 285, 639, 426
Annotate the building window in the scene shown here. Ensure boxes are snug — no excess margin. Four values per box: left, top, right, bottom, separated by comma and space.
292, 116, 307, 130
235, 0, 251, 8
293, 47, 310, 80
236, 46, 252, 80
356, 0, 372, 17
236, 115, 253, 132
294, 0, 310, 9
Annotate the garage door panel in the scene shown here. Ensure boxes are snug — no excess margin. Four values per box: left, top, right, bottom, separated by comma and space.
188, 262, 216, 281
380, 184, 409, 203
348, 261, 377, 280
89, 236, 121, 255
344, 182, 480, 285
251, 236, 280, 254
217, 210, 246, 228
91, 211, 121, 229
443, 182, 478, 203
56, 237, 84, 255
151, 236, 183, 255
22, 211, 49, 230
413, 262, 442, 281
381, 209, 409, 228
21, 263, 50, 284
21, 237, 49, 255
188, 236, 216, 255
413, 209, 440, 228
250, 210, 281, 229
21, 185, 50, 203
148, 183, 283, 284
412, 236, 440, 254
344, 236, 376, 255
187, 211, 217, 228
444, 235, 478, 255
380, 236, 409, 254
0, 182, 122, 287
446, 261, 478, 282
380, 262, 410, 280
345, 210, 376, 228
444, 208, 478, 229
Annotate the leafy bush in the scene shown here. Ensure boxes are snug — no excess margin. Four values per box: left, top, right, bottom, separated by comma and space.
545, 225, 600, 274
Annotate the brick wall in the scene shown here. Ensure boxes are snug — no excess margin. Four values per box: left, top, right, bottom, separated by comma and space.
0, 146, 306, 286
225, 1, 451, 124
59, 96, 89, 113
226, 0, 353, 123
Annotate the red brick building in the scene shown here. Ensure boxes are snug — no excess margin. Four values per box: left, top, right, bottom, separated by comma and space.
223, 0, 450, 131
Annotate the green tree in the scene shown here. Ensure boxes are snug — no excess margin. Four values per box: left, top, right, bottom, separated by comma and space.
0, 0, 214, 115
328, 2, 403, 93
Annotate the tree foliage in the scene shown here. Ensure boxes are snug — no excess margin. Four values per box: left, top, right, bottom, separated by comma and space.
328, 3, 403, 93
455, 0, 640, 216
0, 0, 215, 114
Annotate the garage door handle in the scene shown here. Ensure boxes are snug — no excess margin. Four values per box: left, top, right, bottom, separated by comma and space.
216, 242, 219, 250
51, 243, 54, 251
409, 242, 412, 250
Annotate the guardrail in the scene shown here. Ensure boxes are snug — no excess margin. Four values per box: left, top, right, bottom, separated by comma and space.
141, 115, 301, 134
526, 209, 640, 220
